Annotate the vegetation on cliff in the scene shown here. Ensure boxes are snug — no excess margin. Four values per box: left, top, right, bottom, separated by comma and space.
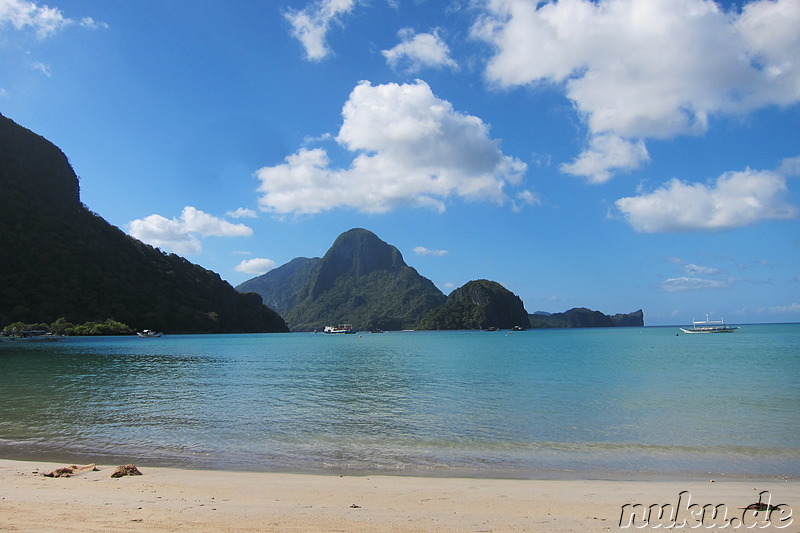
237, 229, 446, 331
3, 318, 133, 336
418, 279, 531, 330
528, 308, 644, 328
0, 113, 288, 334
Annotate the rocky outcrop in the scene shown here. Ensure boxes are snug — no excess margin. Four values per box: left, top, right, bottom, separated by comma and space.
418, 279, 531, 330
529, 308, 644, 328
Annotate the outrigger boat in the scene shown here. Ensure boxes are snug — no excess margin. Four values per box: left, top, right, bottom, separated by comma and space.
323, 324, 357, 334
680, 315, 738, 334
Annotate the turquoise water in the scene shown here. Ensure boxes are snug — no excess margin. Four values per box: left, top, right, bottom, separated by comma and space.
0, 325, 798, 478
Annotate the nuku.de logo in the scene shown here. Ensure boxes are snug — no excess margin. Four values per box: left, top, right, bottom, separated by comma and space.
619, 490, 792, 529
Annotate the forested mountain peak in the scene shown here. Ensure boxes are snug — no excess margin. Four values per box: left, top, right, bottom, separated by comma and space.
419, 279, 531, 330
238, 228, 446, 331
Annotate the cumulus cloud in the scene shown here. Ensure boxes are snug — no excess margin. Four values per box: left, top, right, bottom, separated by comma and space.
472, 0, 800, 182
414, 246, 449, 257
382, 28, 458, 72
235, 257, 277, 275
256, 79, 528, 215
284, 0, 354, 61
615, 167, 799, 233
0, 0, 106, 38
0, 0, 70, 38
560, 134, 649, 184
127, 206, 252, 255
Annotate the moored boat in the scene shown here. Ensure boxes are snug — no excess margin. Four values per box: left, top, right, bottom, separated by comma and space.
323, 324, 357, 334
137, 329, 163, 338
10, 330, 64, 342
680, 315, 738, 334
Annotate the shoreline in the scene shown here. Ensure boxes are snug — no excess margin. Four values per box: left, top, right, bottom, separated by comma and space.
2, 459, 797, 532
1, 449, 795, 483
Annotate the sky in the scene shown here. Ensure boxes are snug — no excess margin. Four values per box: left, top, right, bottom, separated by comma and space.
1, 0, 799, 326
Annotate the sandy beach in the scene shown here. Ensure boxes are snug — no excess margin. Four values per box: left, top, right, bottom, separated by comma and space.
0, 460, 796, 532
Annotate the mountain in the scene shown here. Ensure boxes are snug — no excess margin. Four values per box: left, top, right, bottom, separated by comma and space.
236, 257, 321, 316
418, 279, 531, 330
528, 308, 644, 328
237, 228, 446, 331
0, 113, 288, 333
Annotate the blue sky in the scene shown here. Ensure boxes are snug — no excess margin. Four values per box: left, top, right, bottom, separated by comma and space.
2, 0, 798, 326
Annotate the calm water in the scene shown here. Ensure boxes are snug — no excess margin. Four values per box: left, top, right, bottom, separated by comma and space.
0, 326, 798, 479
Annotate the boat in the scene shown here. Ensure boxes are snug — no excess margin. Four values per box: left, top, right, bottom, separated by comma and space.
10, 330, 64, 342
680, 315, 738, 334
323, 324, 357, 334
137, 329, 163, 338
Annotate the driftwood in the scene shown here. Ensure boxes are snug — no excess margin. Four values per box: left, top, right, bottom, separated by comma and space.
740, 502, 781, 511
43, 463, 98, 478
110, 464, 142, 478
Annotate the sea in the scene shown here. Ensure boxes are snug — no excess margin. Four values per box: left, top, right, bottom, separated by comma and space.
1, 325, 798, 479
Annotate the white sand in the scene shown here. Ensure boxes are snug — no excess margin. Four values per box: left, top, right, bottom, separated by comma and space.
1, 459, 796, 532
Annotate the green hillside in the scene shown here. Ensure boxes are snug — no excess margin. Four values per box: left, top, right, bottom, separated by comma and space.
418, 279, 531, 330
237, 229, 446, 331
0, 113, 288, 333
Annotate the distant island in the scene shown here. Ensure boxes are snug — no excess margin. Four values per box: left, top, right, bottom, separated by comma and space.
529, 308, 644, 329
237, 229, 644, 331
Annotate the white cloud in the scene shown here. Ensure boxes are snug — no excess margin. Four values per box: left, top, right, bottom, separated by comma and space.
235, 258, 277, 275
615, 167, 799, 233
0, 0, 70, 38
256, 79, 528, 215
0, 0, 106, 38
382, 28, 459, 72
79, 16, 107, 30
684, 264, 718, 275
472, 0, 800, 182
284, 0, 355, 61
661, 277, 733, 292
127, 206, 252, 255
511, 189, 542, 212
180, 206, 252, 237
31, 61, 50, 77
778, 156, 800, 177
226, 207, 258, 219
127, 214, 202, 255
560, 134, 649, 184
414, 246, 449, 257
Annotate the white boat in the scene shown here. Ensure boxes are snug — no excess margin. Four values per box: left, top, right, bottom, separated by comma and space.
323, 324, 357, 334
680, 315, 738, 334
137, 329, 163, 338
